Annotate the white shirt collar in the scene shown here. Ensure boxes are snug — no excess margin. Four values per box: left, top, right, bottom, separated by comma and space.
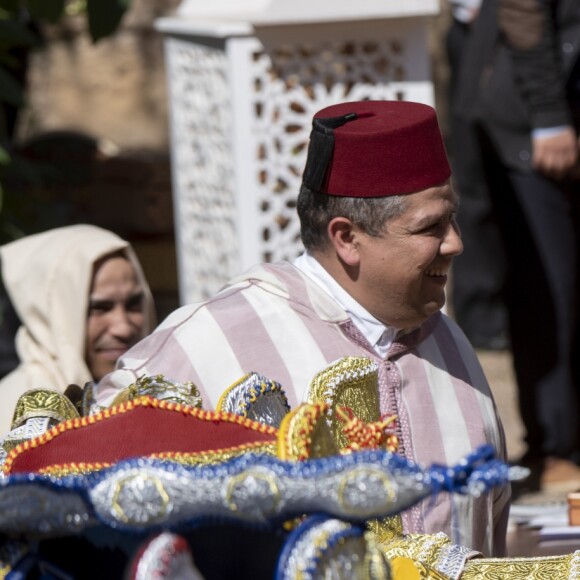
293, 252, 396, 357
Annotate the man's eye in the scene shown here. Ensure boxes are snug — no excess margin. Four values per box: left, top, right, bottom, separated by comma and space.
419, 221, 444, 234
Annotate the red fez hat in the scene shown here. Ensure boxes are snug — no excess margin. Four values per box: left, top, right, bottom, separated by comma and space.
302, 100, 451, 197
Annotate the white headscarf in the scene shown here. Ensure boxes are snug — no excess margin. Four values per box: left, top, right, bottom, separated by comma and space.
0, 224, 155, 432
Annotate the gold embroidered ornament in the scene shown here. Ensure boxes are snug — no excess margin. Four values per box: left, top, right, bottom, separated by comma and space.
277, 402, 338, 461
1, 389, 80, 455
305, 358, 405, 547
307, 356, 381, 450
110, 374, 203, 409
10, 389, 79, 430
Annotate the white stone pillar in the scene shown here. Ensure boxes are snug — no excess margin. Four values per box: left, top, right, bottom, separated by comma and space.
156, 1, 440, 304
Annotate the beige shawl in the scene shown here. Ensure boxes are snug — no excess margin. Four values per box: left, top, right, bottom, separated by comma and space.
0, 224, 154, 433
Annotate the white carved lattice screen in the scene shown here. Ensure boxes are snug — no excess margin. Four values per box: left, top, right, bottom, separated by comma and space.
165, 19, 434, 303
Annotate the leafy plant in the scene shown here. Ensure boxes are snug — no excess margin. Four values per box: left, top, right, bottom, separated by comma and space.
0, 0, 132, 241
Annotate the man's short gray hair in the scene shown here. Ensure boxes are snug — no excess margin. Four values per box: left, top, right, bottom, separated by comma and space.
297, 184, 409, 251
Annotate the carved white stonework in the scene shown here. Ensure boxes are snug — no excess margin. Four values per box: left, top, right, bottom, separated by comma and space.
158, 11, 436, 304
165, 37, 237, 302
248, 35, 420, 265
176, 0, 439, 23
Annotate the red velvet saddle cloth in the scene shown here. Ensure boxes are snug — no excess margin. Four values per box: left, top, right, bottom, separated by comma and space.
4, 397, 278, 475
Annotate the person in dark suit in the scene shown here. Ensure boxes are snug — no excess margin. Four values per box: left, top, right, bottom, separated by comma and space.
454, 0, 580, 490
446, 0, 510, 351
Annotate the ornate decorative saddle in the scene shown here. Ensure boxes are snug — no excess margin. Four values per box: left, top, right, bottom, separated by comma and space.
0, 357, 574, 579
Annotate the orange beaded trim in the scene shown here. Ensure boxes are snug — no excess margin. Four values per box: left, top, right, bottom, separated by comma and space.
3, 396, 278, 476
336, 407, 399, 453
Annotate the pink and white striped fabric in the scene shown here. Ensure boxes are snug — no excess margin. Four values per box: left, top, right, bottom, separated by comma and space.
96, 261, 510, 557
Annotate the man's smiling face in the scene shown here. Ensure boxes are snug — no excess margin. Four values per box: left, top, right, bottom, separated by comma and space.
351, 180, 462, 329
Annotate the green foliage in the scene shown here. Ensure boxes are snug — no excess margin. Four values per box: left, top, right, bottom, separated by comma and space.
26, 0, 66, 23
0, 0, 132, 241
0, 0, 133, 122
0, 144, 27, 242
0, 0, 19, 13
0, 18, 37, 49
0, 0, 132, 43
0, 146, 9, 166
87, 0, 131, 42
0, 68, 23, 107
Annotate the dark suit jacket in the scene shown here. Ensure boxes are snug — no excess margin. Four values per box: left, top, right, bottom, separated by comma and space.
454, 0, 580, 171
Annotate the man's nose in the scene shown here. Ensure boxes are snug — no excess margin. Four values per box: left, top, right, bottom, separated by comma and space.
442, 221, 463, 256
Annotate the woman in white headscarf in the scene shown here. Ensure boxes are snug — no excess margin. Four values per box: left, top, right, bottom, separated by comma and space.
0, 224, 155, 433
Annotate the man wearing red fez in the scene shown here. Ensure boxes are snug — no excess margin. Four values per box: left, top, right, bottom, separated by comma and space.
96, 101, 509, 557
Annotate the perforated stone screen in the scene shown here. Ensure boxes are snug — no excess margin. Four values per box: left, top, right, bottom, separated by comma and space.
250, 37, 411, 265
164, 19, 434, 303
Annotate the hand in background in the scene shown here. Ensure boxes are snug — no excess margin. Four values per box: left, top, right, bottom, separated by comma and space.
532, 127, 579, 179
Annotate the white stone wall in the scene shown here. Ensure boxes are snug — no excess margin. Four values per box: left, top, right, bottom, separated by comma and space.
161, 13, 437, 304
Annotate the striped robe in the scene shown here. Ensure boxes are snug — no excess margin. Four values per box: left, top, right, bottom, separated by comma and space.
96, 261, 510, 556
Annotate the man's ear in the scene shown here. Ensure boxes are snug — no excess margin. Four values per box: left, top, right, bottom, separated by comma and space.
327, 217, 361, 267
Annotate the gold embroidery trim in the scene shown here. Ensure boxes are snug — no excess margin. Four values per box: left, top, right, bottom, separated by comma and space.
39, 462, 112, 476
11, 389, 80, 429
110, 375, 203, 409
217, 373, 286, 415
377, 533, 457, 579
154, 441, 277, 467
462, 552, 580, 579
277, 403, 337, 461
307, 357, 380, 450
366, 517, 404, 546
35, 441, 278, 477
